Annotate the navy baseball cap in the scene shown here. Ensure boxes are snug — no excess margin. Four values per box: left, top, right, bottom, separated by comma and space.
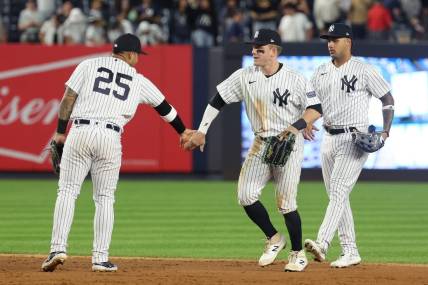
320, 23, 353, 39
113, 33, 147, 55
247, 29, 282, 46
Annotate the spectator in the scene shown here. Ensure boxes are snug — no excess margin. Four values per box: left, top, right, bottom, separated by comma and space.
340, 0, 353, 21
136, 21, 166, 45
18, 0, 43, 43
169, 0, 192, 43
383, 0, 401, 9
224, 9, 245, 43
136, 0, 161, 24
189, 0, 218, 47
58, 1, 87, 44
219, 0, 240, 43
367, 0, 392, 40
115, 0, 132, 23
107, 13, 134, 43
281, 0, 311, 15
399, 0, 425, 38
390, 4, 413, 42
250, 0, 279, 32
399, 0, 422, 19
37, 0, 56, 20
313, 0, 341, 34
39, 13, 60, 45
89, 0, 104, 20
85, 16, 107, 46
0, 16, 7, 43
278, 3, 313, 42
422, 0, 428, 40
348, 0, 373, 39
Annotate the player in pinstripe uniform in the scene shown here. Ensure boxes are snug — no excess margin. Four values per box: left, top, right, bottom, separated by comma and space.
303, 23, 395, 268
41, 33, 193, 272
184, 29, 322, 271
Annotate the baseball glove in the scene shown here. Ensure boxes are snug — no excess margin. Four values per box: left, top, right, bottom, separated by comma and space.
352, 130, 384, 153
262, 133, 296, 167
50, 140, 64, 175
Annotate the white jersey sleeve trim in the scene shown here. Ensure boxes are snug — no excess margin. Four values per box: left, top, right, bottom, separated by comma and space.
161, 107, 177, 122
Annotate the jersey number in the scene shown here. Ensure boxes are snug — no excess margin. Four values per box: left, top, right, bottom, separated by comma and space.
93, 67, 132, 101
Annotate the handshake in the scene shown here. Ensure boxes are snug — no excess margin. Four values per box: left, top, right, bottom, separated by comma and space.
180, 129, 206, 152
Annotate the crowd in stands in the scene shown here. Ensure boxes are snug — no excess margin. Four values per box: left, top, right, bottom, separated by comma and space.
0, 0, 427, 46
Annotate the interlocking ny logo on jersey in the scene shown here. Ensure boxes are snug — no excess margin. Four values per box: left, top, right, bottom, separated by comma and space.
273, 88, 290, 107
341, 75, 358, 93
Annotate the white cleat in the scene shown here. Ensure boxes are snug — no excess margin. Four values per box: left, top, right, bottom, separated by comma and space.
258, 233, 286, 267
330, 253, 361, 268
284, 250, 308, 272
304, 239, 326, 262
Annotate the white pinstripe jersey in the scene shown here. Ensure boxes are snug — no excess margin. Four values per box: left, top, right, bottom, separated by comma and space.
217, 64, 320, 137
310, 57, 390, 129
66, 56, 165, 128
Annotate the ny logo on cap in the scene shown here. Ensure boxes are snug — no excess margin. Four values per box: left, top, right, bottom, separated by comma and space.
254, 31, 259, 38
328, 25, 335, 32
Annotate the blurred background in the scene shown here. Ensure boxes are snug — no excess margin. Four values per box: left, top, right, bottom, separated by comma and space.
1, 0, 428, 181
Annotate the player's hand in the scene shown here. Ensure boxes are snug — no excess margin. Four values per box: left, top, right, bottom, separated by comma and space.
279, 126, 298, 141
53, 133, 66, 144
179, 129, 195, 148
303, 124, 319, 141
184, 131, 206, 152
380, 132, 388, 142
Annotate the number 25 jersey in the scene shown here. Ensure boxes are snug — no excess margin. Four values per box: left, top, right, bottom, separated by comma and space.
66, 56, 165, 128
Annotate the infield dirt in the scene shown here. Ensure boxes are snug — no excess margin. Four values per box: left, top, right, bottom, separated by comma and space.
1, 255, 427, 285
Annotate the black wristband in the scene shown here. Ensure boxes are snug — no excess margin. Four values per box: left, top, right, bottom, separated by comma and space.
209, 93, 226, 110
170, 115, 186, 134
57, 119, 68, 134
291, 118, 307, 131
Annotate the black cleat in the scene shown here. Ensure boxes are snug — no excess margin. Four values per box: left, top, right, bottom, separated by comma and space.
92, 261, 118, 272
41, 251, 67, 272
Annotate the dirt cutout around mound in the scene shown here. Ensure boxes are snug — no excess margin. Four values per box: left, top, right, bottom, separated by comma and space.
1, 255, 427, 285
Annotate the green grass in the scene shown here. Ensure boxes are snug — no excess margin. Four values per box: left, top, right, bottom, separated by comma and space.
0, 179, 427, 264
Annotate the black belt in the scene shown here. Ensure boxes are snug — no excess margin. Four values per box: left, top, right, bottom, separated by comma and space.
74, 119, 120, 133
324, 126, 357, 135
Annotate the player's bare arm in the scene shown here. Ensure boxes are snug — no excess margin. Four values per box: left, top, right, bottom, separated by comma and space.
185, 92, 226, 152
379, 92, 394, 140
53, 87, 78, 144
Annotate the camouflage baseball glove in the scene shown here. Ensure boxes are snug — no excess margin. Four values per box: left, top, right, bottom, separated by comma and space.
262, 133, 296, 167
352, 130, 385, 153
50, 140, 64, 175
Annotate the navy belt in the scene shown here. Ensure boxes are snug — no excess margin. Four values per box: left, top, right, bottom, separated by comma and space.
74, 119, 120, 133
324, 126, 357, 135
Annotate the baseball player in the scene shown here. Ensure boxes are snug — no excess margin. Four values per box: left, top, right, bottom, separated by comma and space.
41, 33, 193, 272
303, 23, 395, 268
185, 29, 322, 271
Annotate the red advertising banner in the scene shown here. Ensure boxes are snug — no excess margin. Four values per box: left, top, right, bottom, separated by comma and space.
0, 44, 192, 172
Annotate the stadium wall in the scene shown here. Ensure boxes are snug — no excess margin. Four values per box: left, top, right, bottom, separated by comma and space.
0, 44, 193, 173
1, 42, 428, 181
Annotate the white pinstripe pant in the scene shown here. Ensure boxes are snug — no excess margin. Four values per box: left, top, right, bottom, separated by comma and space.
238, 135, 304, 214
49, 123, 122, 263
317, 133, 368, 255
